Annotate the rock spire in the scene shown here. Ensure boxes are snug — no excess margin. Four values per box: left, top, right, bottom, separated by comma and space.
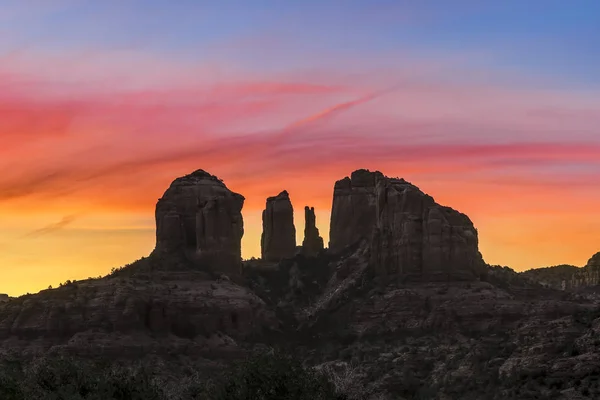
302, 206, 324, 256
261, 190, 296, 262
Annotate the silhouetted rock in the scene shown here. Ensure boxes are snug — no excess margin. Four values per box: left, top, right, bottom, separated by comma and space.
329, 169, 382, 253
155, 169, 244, 276
371, 174, 485, 281
330, 169, 484, 281
588, 252, 600, 267
261, 191, 296, 262
0, 294, 9, 303
4, 167, 600, 400
569, 252, 600, 288
302, 206, 324, 256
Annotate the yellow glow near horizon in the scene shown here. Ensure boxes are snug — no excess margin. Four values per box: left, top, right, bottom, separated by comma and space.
1, 204, 598, 297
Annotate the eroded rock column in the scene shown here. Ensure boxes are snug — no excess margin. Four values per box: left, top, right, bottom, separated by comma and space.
261, 190, 296, 262
302, 206, 324, 256
329, 169, 383, 252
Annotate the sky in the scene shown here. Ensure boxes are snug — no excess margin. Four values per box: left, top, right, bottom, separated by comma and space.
1, 0, 599, 296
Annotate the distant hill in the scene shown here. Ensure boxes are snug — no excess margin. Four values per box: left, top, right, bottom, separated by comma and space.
520, 253, 600, 291
520, 264, 580, 290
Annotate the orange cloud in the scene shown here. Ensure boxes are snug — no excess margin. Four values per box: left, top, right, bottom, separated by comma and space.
23, 214, 79, 238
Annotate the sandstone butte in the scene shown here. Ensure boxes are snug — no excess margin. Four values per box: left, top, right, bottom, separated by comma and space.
261, 190, 296, 262
155, 169, 245, 276
155, 168, 485, 281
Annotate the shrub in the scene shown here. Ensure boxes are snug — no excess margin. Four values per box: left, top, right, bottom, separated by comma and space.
0, 352, 356, 400
0, 357, 164, 400
316, 362, 367, 400
208, 352, 347, 400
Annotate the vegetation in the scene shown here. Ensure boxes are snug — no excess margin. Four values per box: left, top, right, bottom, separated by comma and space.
520, 264, 579, 287
0, 352, 358, 400
206, 352, 347, 400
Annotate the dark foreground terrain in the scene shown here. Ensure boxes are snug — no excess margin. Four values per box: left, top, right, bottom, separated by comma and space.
1, 169, 599, 400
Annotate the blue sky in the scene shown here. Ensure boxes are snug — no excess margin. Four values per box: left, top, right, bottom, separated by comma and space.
1, 0, 598, 88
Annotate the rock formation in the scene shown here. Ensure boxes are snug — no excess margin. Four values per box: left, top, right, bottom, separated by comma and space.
0, 294, 9, 303
569, 252, 600, 288
329, 169, 382, 253
587, 252, 600, 268
261, 191, 296, 262
329, 169, 484, 280
155, 169, 244, 276
2, 167, 600, 400
302, 206, 324, 256
371, 174, 484, 280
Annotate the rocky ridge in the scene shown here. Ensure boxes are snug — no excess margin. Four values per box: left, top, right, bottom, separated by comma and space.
522, 252, 600, 291
571, 253, 600, 288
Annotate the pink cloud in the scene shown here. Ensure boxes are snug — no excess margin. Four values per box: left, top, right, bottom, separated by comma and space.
0, 47, 598, 217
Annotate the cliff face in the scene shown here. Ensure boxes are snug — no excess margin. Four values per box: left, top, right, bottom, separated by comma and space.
261, 191, 296, 262
330, 169, 484, 281
155, 170, 244, 276
329, 170, 382, 253
371, 174, 484, 281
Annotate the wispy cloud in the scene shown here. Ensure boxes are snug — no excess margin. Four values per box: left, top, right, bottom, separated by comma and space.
0, 48, 598, 216
23, 214, 80, 238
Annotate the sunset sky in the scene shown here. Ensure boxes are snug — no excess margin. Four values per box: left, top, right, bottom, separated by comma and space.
1, 1, 599, 296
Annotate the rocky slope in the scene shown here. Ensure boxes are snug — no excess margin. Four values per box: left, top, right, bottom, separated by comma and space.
0, 256, 278, 362
1, 168, 599, 399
